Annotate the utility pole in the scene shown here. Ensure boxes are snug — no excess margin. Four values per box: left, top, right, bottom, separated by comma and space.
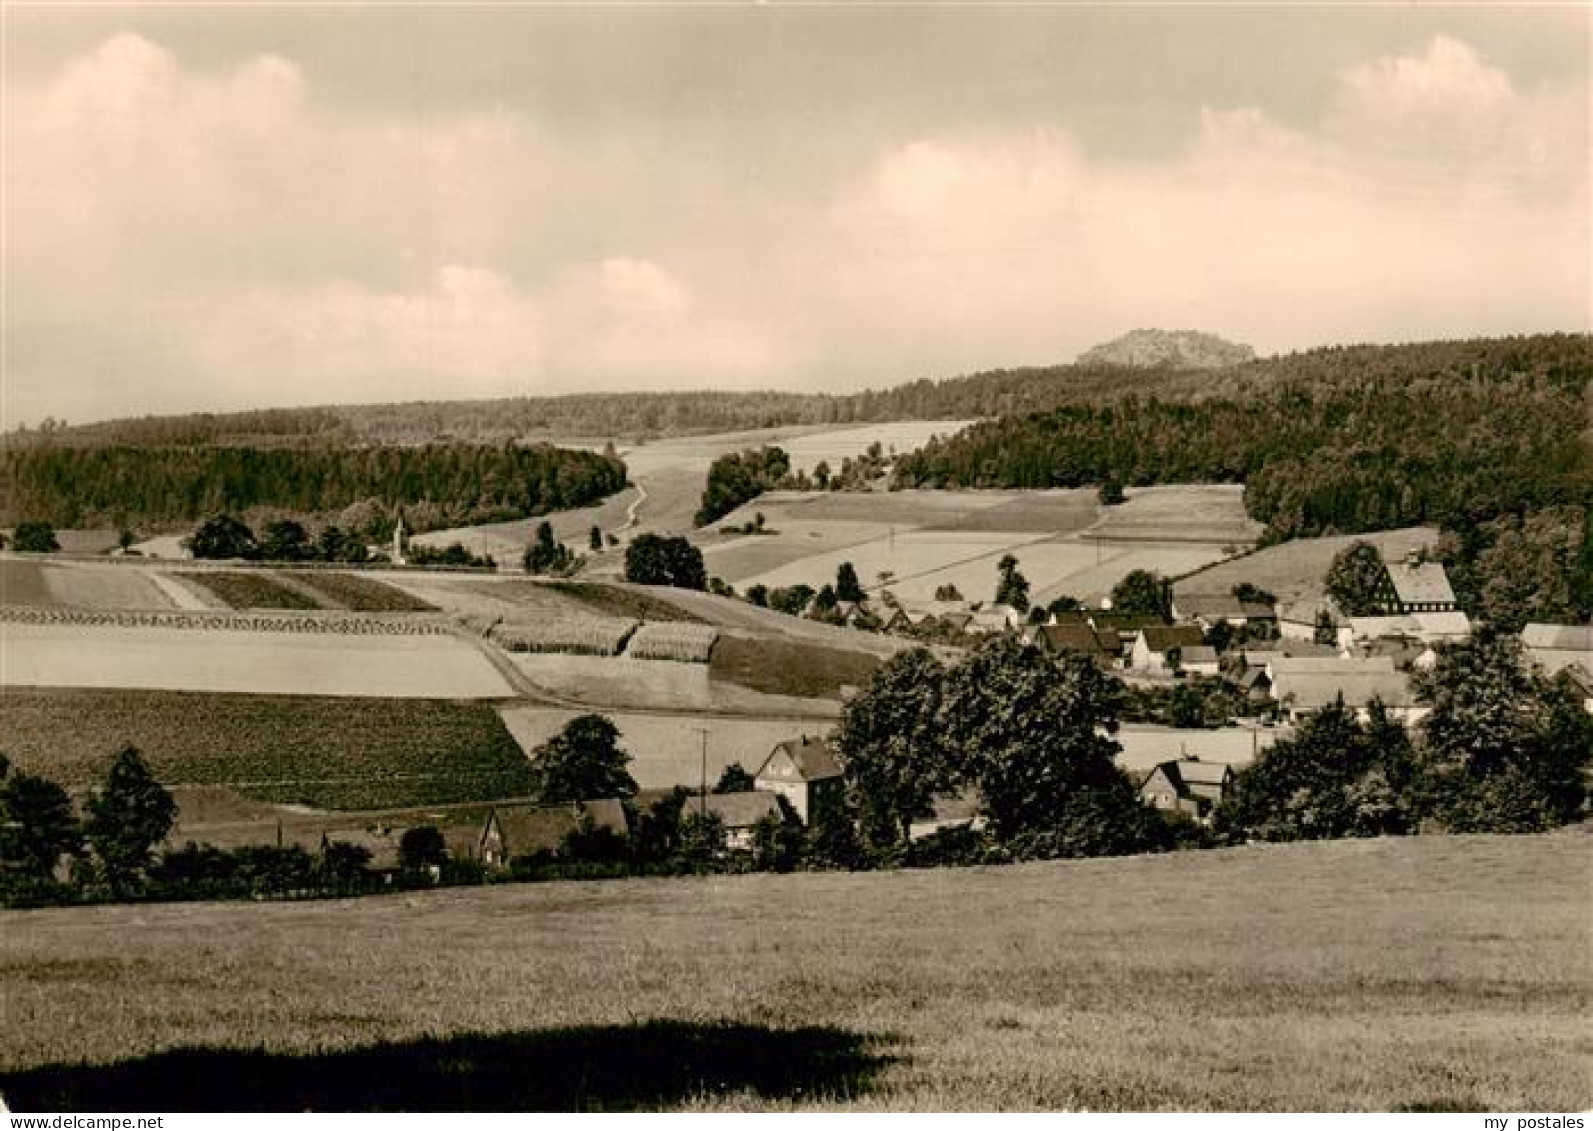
694, 726, 711, 817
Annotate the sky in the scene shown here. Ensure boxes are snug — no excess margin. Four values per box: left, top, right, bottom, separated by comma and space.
3, 4, 1589, 426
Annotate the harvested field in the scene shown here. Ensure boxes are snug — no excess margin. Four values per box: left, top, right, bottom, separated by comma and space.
505, 653, 840, 716
1090, 485, 1262, 545
0, 559, 53, 605
735, 530, 1054, 596
287, 572, 436, 612
43, 563, 176, 610
409, 486, 640, 563
0, 688, 532, 810
499, 706, 820, 790
1173, 526, 1442, 618
542, 580, 706, 623
183, 570, 322, 610
1, 834, 1586, 1111
0, 561, 176, 610
488, 617, 638, 657
699, 520, 896, 582
1, 624, 513, 698
709, 634, 881, 700
626, 622, 719, 663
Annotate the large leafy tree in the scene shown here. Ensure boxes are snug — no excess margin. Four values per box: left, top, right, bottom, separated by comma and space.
994, 554, 1031, 612
1110, 569, 1170, 618
10, 520, 60, 553
188, 514, 258, 560
523, 520, 573, 575
835, 562, 865, 604
0, 755, 80, 880
84, 745, 176, 890
939, 636, 1127, 845
624, 534, 706, 590
833, 648, 958, 848
1215, 699, 1414, 841
259, 518, 312, 562
1325, 541, 1387, 616
531, 714, 638, 803
1410, 630, 1591, 832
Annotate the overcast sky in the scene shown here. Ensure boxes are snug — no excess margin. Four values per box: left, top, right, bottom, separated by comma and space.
4, 5, 1589, 426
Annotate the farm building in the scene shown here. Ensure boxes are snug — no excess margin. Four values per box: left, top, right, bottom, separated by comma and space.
1521, 622, 1593, 680
478, 798, 630, 868
1178, 645, 1221, 677
1025, 622, 1118, 666
1269, 663, 1424, 725
1339, 612, 1470, 649
1091, 612, 1168, 659
1277, 600, 1328, 641
967, 604, 1022, 635
1171, 594, 1277, 631
754, 736, 845, 825
688, 791, 784, 849
1139, 758, 1234, 822
1373, 555, 1458, 615
1129, 624, 1206, 674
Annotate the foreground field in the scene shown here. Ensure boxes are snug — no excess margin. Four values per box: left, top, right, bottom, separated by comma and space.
0, 688, 533, 809
1, 833, 1586, 1111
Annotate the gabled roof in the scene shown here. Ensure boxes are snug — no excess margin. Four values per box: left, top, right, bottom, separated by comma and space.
756, 736, 842, 782
1522, 623, 1593, 651
1268, 654, 1395, 675
484, 798, 629, 857
1175, 594, 1276, 620
1271, 669, 1415, 710
1346, 612, 1470, 641
1092, 612, 1166, 634
1142, 758, 1233, 802
1138, 624, 1205, 653
1385, 561, 1456, 606
1033, 623, 1114, 656
1180, 645, 1219, 666
692, 790, 782, 829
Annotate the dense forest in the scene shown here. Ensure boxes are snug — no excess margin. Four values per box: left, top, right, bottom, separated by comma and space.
893, 336, 1592, 539
0, 443, 627, 533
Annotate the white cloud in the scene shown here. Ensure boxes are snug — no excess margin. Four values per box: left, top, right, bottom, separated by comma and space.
2, 31, 1586, 423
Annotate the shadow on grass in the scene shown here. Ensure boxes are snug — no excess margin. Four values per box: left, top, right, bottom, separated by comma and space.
0, 1020, 896, 1112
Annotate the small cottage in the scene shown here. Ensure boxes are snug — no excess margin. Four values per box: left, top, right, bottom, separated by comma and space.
1139, 758, 1234, 822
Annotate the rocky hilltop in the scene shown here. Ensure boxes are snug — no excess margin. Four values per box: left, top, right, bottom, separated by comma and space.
1077, 328, 1255, 370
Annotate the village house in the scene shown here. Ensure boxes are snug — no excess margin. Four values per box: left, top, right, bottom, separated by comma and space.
478, 798, 630, 868
1170, 594, 1278, 632
1372, 554, 1458, 615
689, 791, 784, 850
1129, 624, 1206, 674
967, 603, 1022, 635
753, 736, 845, 825
1139, 757, 1234, 823
1090, 611, 1168, 661
1025, 622, 1119, 667
1521, 622, 1593, 679
1339, 611, 1470, 650
1268, 660, 1424, 725
1277, 600, 1328, 642
1177, 645, 1221, 677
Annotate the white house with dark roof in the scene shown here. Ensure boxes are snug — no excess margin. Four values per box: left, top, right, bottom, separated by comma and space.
754, 736, 845, 825
1129, 624, 1206, 674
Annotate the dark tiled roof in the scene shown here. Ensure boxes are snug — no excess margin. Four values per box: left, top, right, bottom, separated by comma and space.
1140, 624, 1206, 652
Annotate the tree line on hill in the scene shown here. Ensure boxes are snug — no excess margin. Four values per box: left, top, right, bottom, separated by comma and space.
0, 443, 626, 533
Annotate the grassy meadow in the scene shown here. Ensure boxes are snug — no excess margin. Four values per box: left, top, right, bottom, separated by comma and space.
0, 832, 1586, 1111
